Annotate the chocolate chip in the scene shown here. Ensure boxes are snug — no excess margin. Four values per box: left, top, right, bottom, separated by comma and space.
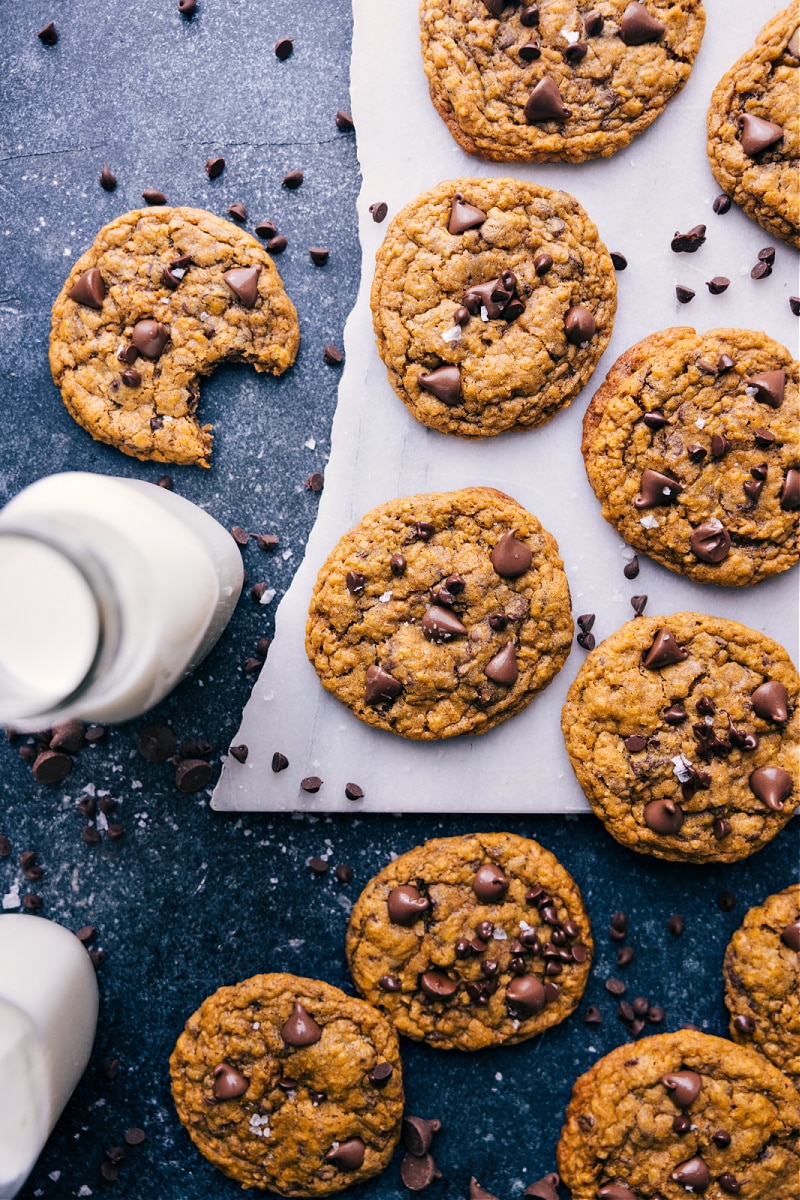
400, 1152, 440, 1190
690, 518, 731, 563
253, 219, 279, 242
577, 632, 596, 651
520, 5, 540, 26
22, 892, 42, 911
577, 614, 595, 634
308, 856, 328, 876
419, 970, 458, 1000
124, 1128, 145, 1146
281, 1001, 322, 1046
369, 201, 389, 223
0, 836, 10, 857
379, 974, 400, 992
710, 433, 730, 459
282, 169, 303, 189
99, 165, 117, 192
402, 1116, 439, 1157
564, 305, 596, 344
345, 782, 364, 801
752, 681, 790, 724
274, 37, 293, 60
368, 1061, 393, 1087
69, 268, 106, 310
345, 570, 366, 595
671, 224, 706, 253
583, 1005, 602, 1025
138, 725, 176, 762
38, 22, 58, 45
365, 664, 402, 705
524, 1176, 560, 1200
132, 319, 169, 359
335, 110, 354, 131
750, 260, 772, 280
713, 818, 731, 841
82, 825, 100, 845
491, 530, 532, 578
389, 553, 407, 578
619, 1, 665, 44
706, 276, 730, 294
749, 764, 793, 811
309, 247, 329, 265
596, 1187, 638, 1200
50, 720, 86, 755
300, 776, 323, 793
418, 364, 461, 406
506, 974, 546, 1015
32, 750, 72, 784
323, 343, 343, 366
565, 39, 588, 61
448, 191, 487, 234
648, 1005, 665, 1023
333, 863, 352, 885
205, 156, 225, 179
472, 864, 509, 903
422, 605, 467, 643
610, 251, 627, 271
525, 75, 570, 123
671, 1156, 710, 1191
223, 265, 261, 308
533, 251, 553, 275
719, 1174, 741, 1194
668, 914, 685, 936
605, 977, 626, 997
747, 369, 785, 408
178, 0, 196, 14
519, 40, 542, 60
643, 627, 688, 670
485, 642, 519, 685
616, 945, 634, 967
662, 1070, 702, 1107
142, 189, 167, 205
712, 193, 732, 214
740, 113, 783, 156
672, 1114, 692, 1134
624, 734, 647, 753
175, 759, 212, 793
643, 798, 684, 834
213, 1062, 248, 1100
675, 285, 695, 304
388, 886, 429, 926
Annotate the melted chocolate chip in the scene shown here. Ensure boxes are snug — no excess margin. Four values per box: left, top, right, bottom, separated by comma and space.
749, 765, 793, 811
365, 665, 402, 705
643, 799, 684, 834
223, 266, 262, 308
280, 1002, 322, 1047
213, 1063, 248, 1100
506, 974, 546, 1015
387, 885, 429, 926
619, 1, 665, 44
422, 605, 467, 643
524, 75, 570, 122
747, 369, 785, 408
740, 113, 783, 156
491, 530, 532, 578
325, 1139, 364, 1170
419, 970, 458, 1000
131, 319, 169, 359
661, 1070, 702, 1107
418, 364, 461, 406
564, 305, 596, 344
472, 863, 510, 903
448, 191, 487, 234
690, 518, 731, 563
485, 642, 518, 685
643, 628, 688, 670
671, 1156, 710, 1190
69, 268, 106, 310
634, 468, 683, 508
751, 680, 789, 723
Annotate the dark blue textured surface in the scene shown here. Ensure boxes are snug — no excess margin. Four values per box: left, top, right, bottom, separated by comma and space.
0, 3, 797, 1199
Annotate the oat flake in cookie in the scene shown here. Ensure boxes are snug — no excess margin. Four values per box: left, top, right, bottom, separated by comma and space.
371, 178, 616, 438
305, 487, 572, 739
582, 327, 799, 585
49, 207, 299, 467
724, 883, 800, 1087
169, 973, 403, 1194
557, 1030, 800, 1200
707, 6, 800, 249
346, 833, 592, 1051
419, 1, 705, 163
561, 613, 799, 864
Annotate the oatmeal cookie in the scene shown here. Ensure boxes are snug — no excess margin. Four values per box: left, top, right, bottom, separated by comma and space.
561, 612, 799, 863
170, 973, 403, 1194
724, 883, 800, 1086
582, 327, 799, 586
49, 206, 299, 467
371, 177, 616, 437
419, 0, 705, 163
305, 487, 572, 740
707, 6, 800, 248
346, 832, 592, 1051
557, 1029, 800, 1200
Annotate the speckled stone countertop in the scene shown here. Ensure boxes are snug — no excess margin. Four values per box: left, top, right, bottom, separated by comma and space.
0, 3, 797, 1199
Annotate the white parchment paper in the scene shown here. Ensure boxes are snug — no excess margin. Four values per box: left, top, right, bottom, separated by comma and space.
213, 0, 799, 814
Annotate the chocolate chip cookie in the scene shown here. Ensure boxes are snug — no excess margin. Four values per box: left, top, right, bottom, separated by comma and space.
561, 612, 799, 864
370, 177, 616, 438
707, 6, 800, 249
419, 1, 705, 163
346, 832, 592, 1051
305, 487, 572, 739
50, 206, 299, 467
557, 1029, 800, 1199
582, 327, 799, 586
170, 973, 403, 1194
724, 883, 800, 1087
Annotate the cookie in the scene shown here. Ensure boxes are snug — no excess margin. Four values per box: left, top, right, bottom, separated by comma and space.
582, 327, 800, 586
305, 487, 572, 739
419, 1, 705, 163
707, 7, 800, 249
557, 1029, 800, 1199
345, 832, 592, 1051
169, 973, 403, 1194
561, 612, 799, 864
49, 206, 299, 467
724, 883, 800, 1087
370, 177, 616, 438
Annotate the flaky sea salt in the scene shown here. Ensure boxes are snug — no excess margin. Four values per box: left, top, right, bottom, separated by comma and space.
640, 514, 659, 529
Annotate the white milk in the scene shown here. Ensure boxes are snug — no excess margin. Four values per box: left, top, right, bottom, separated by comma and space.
0, 916, 99, 1199
0, 473, 244, 728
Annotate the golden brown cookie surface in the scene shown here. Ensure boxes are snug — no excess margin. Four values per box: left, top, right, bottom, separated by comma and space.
707, 6, 800, 248
562, 612, 799, 863
371, 177, 616, 438
419, 0, 705, 163
169, 973, 403, 1194
724, 883, 800, 1086
305, 487, 572, 740
49, 207, 299, 466
346, 832, 592, 1051
557, 1030, 800, 1200
582, 327, 799, 586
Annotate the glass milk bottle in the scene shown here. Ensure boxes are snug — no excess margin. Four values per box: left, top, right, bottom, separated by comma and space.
0, 473, 244, 729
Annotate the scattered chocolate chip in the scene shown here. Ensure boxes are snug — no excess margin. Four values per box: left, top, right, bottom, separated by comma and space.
617, 945, 634, 967
690, 518, 731, 564
750, 259, 772, 280
333, 863, 353, 885
675, 285, 695, 304
524, 1175, 560, 1200
716, 890, 736, 912
131, 319, 169, 359
264, 233, 287, 255
228, 744, 248, 764
710, 433, 730, 459
100, 1163, 119, 1183
124, 1128, 145, 1146
747, 369, 785, 408
0, 836, 10, 858
719, 1173, 740, 1194
369, 201, 389, 224
402, 1116, 440, 1157
790, 296, 800, 316
345, 570, 366, 595
597, 1187, 638, 1200
23, 892, 42, 911
282, 169, 303, 189
629, 594, 647, 617
577, 614, 595, 634
713, 818, 731, 841
506, 974, 546, 1015
309, 247, 329, 265
671, 224, 706, 253
520, 5, 540, 25
308, 856, 328, 876
610, 251, 627, 271
253, 219, 278, 242
379, 974, 401, 992
335, 110, 354, 131
82, 825, 100, 845
226, 202, 247, 223
98, 165, 117, 192
137, 725, 176, 762
619, 1, 665, 44
50, 720, 86, 755
281, 1001, 322, 1047
300, 776, 323, 794
668, 914, 685, 936
740, 113, 783, 156
485, 642, 519, 685
583, 1004, 602, 1025
341, 782, 364, 804
213, 1062, 248, 1100
648, 1005, 665, 1023
305, 472, 325, 494
533, 251, 553, 276
706, 276, 730, 294
38, 22, 58, 45
32, 750, 72, 784
142, 189, 167, 205
672, 1114, 692, 1134
565, 39, 588, 62
205, 156, 225, 179
712, 193, 732, 214
178, 0, 197, 14
605, 977, 625, 997
418, 364, 461, 406
367, 1061, 393, 1088
274, 37, 293, 60
323, 343, 343, 367
577, 631, 596, 651
400, 1151, 440, 1190
175, 759, 212, 793
419, 970, 458, 1000
624, 734, 647, 753
365, 664, 403, 705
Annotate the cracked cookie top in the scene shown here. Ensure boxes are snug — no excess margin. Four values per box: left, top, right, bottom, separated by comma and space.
49, 206, 299, 467
582, 327, 799, 586
557, 1030, 800, 1200
724, 883, 800, 1086
170, 973, 403, 1194
707, 5, 800, 249
562, 612, 799, 863
370, 177, 616, 438
419, 0, 706, 163
346, 832, 592, 1050
305, 487, 572, 740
